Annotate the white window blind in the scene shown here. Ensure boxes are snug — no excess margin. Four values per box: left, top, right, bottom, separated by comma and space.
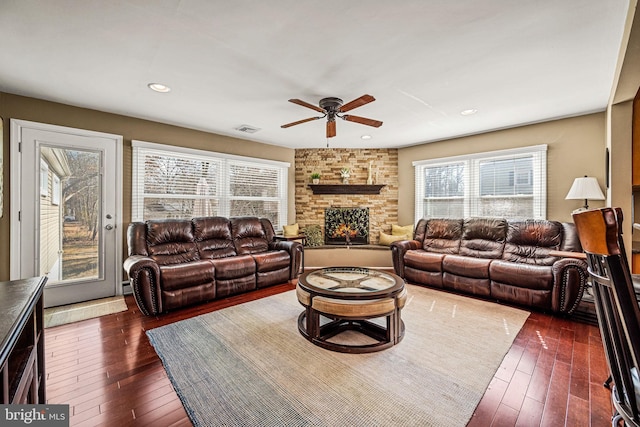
414, 145, 547, 221
132, 141, 289, 230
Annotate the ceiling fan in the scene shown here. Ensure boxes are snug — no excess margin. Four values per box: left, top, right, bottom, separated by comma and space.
281, 94, 383, 138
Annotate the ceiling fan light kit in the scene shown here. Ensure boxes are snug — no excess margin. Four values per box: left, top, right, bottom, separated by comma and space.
281, 94, 383, 139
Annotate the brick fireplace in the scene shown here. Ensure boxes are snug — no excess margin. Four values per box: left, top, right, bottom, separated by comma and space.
294, 148, 398, 245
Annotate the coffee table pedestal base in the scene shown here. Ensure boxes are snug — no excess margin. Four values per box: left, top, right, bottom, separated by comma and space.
297, 309, 405, 354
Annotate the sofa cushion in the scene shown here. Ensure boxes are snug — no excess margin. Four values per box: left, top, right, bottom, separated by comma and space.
146, 219, 199, 265
489, 260, 554, 290
211, 255, 256, 280
459, 218, 507, 259
422, 218, 463, 254
502, 220, 562, 265
193, 217, 236, 259
232, 217, 270, 255
252, 250, 290, 272
442, 254, 492, 279
158, 260, 215, 291
404, 250, 445, 272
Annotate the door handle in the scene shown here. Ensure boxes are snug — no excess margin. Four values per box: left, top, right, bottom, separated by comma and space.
105, 224, 114, 230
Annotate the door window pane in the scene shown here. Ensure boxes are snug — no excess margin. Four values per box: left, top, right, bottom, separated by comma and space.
40, 147, 101, 282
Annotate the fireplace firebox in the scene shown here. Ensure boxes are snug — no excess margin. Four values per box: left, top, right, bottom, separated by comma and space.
324, 207, 369, 245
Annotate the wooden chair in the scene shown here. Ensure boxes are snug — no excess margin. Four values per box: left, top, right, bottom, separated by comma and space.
573, 207, 640, 426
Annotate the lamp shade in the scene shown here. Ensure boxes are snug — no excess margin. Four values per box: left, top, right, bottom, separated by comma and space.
565, 176, 605, 201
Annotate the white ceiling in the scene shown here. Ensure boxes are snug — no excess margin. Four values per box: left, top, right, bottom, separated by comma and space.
0, 0, 631, 149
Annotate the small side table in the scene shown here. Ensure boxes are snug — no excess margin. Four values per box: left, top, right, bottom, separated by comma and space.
275, 234, 306, 273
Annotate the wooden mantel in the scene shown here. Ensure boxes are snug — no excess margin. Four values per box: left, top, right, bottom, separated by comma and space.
309, 184, 386, 195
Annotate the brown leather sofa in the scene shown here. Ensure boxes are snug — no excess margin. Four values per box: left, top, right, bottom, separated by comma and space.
124, 216, 303, 315
390, 217, 588, 314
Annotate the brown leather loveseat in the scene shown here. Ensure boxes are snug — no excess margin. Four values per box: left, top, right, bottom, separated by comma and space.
390, 217, 588, 314
124, 216, 303, 315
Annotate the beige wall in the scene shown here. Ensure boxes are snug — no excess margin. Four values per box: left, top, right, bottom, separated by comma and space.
0, 92, 296, 281
398, 112, 607, 225
609, 101, 634, 253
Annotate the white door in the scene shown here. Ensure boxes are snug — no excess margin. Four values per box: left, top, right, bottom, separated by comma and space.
10, 120, 123, 308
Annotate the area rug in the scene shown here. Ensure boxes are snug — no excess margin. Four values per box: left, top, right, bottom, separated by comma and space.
147, 285, 529, 426
44, 295, 128, 328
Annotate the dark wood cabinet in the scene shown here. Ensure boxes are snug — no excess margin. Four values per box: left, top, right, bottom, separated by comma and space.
0, 276, 47, 404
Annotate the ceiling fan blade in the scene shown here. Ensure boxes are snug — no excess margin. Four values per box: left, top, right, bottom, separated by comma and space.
327, 120, 336, 138
281, 116, 322, 128
288, 98, 325, 113
342, 114, 383, 128
339, 94, 375, 112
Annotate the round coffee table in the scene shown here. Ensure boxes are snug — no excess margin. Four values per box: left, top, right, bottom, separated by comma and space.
296, 267, 406, 353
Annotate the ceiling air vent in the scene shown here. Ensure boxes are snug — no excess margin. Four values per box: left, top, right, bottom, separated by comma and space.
235, 124, 261, 133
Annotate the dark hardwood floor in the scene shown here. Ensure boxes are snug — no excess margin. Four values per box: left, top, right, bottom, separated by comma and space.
44, 283, 613, 426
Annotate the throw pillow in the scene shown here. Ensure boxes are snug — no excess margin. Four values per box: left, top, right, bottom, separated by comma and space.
379, 231, 410, 246
392, 224, 414, 237
283, 223, 299, 236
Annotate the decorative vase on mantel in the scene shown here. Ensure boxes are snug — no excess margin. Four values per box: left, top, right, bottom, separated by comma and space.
367, 160, 374, 185
312, 178, 319, 184
340, 168, 351, 185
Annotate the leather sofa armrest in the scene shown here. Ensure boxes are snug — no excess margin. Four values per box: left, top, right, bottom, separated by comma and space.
390, 239, 422, 278
551, 257, 589, 314
124, 255, 162, 316
270, 240, 303, 279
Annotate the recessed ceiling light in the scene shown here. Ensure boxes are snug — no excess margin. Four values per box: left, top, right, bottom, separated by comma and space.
361, 135, 372, 140
460, 109, 478, 116
148, 83, 171, 93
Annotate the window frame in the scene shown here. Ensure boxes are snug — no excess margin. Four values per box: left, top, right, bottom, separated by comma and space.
131, 140, 289, 230
413, 145, 547, 221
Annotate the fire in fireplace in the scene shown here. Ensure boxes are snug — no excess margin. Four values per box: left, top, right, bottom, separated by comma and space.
324, 207, 369, 245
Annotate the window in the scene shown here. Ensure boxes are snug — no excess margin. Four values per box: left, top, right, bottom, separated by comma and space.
40, 160, 48, 197
414, 145, 547, 220
52, 174, 60, 205
132, 140, 289, 230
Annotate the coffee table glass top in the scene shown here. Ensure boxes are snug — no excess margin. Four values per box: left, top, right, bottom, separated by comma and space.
301, 267, 402, 294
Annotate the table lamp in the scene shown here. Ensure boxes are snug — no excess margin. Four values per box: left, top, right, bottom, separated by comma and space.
565, 176, 605, 211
